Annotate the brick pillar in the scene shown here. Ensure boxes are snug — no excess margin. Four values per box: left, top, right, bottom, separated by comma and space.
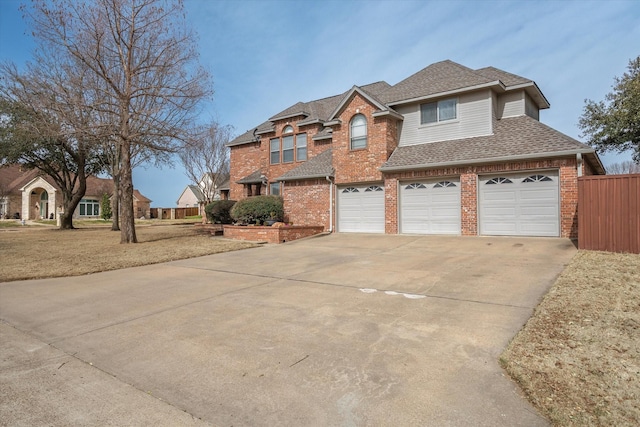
385, 177, 398, 234
460, 170, 477, 236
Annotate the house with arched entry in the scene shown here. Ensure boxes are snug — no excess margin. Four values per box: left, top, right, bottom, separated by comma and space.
0, 165, 151, 220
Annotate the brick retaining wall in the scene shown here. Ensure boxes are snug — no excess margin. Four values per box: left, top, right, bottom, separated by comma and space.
223, 225, 325, 244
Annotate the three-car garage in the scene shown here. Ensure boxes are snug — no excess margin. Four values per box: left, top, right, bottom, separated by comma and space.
336, 171, 561, 237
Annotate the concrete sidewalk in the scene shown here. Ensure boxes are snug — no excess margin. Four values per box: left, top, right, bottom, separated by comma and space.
0, 234, 576, 426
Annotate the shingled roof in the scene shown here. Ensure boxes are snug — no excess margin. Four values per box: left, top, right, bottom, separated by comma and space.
380, 115, 604, 174
276, 149, 334, 181
228, 60, 551, 147
236, 169, 264, 184
380, 60, 496, 105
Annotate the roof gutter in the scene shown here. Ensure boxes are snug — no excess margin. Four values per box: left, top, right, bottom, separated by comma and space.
379, 148, 599, 172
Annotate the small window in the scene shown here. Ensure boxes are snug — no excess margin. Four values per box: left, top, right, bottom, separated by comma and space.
405, 183, 426, 190
420, 98, 457, 124
434, 181, 457, 188
270, 138, 280, 164
365, 185, 383, 192
283, 125, 294, 134
523, 174, 553, 183
486, 177, 513, 185
270, 182, 281, 196
296, 133, 307, 161
350, 114, 367, 150
342, 187, 359, 193
282, 134, 294, 163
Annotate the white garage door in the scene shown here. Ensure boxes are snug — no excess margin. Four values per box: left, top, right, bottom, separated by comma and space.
337, 184, 385, 233
479, 171, 559, 237
400, 179, 461, 235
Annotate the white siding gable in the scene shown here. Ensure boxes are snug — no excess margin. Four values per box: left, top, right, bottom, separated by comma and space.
398, 90, 493, 147
497, 90, 540, 120
498, 91, 524, 118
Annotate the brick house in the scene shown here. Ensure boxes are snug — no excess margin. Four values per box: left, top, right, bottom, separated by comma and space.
227, 60, 604, 238
0, 165, 151, 220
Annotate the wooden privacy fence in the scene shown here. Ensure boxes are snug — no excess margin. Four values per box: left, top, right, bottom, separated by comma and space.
149, 207, 199, 220
578, 174, 640, 253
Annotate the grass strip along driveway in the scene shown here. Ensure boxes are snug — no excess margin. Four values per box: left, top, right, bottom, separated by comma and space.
0, 223, 256, 282
502, 250, 640, 426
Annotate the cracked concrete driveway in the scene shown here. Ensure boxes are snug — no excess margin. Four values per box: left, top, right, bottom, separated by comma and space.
0, 234, 576, 426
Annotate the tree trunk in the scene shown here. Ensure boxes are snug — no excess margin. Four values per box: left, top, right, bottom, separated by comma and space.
111, 174, 120, 231
59, 211, 74, 229
119, 141, 137, 243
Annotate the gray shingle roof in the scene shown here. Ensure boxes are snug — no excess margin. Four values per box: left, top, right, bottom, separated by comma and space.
277, 149, 334, 181
237, 169, 264, 184
227, 121, 274, 147
188, 185, 205, 202
380, 60, 496, 105
381, 115, 604, 173
475, 66, 532, 87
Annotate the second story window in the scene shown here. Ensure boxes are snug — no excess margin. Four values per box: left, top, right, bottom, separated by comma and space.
270, 138, 280, 164
350, 114, 367, 150
270, 126, 307, 164
421, 98, 457, 124
283, 133, 294, 163
296, 133, 307, 161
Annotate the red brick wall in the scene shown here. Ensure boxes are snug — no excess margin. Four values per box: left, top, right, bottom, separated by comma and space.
223, 225, 325, 244
332, 93, 397, 184
283, 179, 331, 230
383, 157, 580, 238
229, 117, 327, 201
229, 141, 263, 200
384, 177, 398, 233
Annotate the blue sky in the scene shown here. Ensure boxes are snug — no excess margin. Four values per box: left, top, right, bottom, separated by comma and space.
1, 0, 638, 206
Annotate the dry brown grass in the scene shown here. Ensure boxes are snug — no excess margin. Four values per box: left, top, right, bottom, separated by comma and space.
501, 250, 640, 426
0, 223, 257, 282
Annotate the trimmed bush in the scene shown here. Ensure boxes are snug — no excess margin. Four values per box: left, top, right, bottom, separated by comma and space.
230, 195, 284, 225
205, 200, 236, 224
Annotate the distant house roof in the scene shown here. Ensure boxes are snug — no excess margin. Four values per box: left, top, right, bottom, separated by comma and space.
0, 164, 151, 201
227, 60, 551, 148
381, 115, 604, 174
277, 149, 334, 181
188, 185, 205, 202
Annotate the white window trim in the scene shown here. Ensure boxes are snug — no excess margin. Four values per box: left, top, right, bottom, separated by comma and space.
419, 97, 459, 127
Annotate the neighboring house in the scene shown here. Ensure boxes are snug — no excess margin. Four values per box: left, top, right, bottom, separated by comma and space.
227, 60, 605, 238
176, 174, 230, 213
0, 165, 152, 220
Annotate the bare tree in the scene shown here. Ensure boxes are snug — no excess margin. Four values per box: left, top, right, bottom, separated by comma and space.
27, 0, 212, 242
179, 122, 232, 209
606, 160, 640, 174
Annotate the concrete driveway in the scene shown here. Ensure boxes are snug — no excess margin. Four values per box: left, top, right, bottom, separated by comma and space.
0, 234, 576, 426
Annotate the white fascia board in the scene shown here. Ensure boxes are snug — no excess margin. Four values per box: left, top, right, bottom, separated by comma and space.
379, 148, 597, 172
387, 81, 504, 107
372, 109, 404, 120
327, 86, 387, 121
506, 82, 550, 109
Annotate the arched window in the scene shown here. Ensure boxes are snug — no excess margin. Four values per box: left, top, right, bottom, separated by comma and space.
350, 114, 367, 150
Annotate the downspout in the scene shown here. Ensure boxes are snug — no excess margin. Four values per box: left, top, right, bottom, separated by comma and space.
326, 176, 333, 232
576, 153, 583, 177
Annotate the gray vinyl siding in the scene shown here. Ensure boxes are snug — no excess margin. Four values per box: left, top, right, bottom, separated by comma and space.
498, 91, 524, 118
397, 90, 493, 147
525, 93, 540, 120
